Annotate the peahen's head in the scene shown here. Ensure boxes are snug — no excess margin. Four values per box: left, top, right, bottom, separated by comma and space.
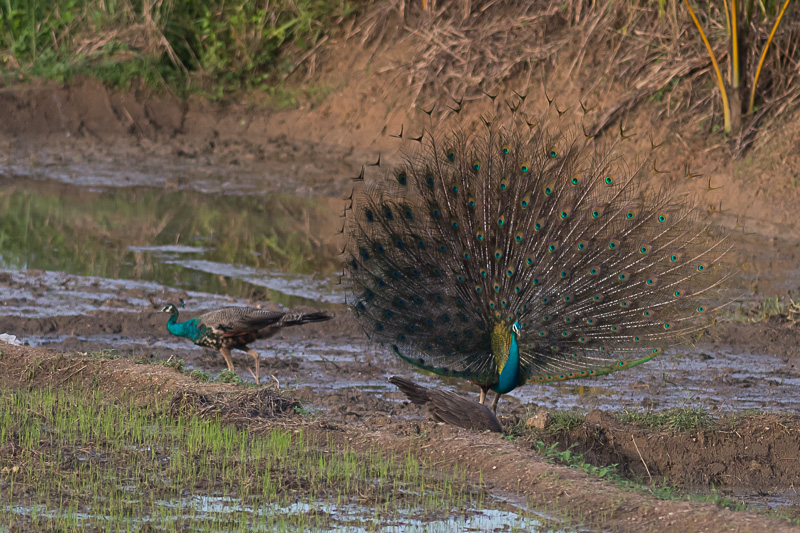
160, 303, 179, 318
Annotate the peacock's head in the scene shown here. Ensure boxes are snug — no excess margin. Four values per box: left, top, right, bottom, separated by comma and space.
511, 321, 521, 338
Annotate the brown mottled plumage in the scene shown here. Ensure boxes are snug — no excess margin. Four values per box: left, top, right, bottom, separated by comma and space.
389, 376, 502, 433
161, 303, 332, 383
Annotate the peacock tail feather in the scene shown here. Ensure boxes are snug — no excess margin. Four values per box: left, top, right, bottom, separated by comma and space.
343, 93, 734, 393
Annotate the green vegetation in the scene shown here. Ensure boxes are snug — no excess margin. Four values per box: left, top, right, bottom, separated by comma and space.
0, 0, 357, 98
729, 296, 800, 323
546, 411, 584, 432
214, 369, 248, 385
136, 355, 254, 386
0, 385, 539, 531
619, 407, 712, 432
188, 369, 211, 382
532, 441, 617, 480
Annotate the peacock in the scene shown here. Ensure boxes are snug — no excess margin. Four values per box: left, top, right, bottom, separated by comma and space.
161, 303, 332, 383
343, 92, 733, 414
389, 376, 503, 432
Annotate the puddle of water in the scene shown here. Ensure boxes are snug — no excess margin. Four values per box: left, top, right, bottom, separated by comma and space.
0, 269, 255, 318
5, 495, 558, 532
1, 159, 285, 195
732, 490, 800, 510
0, 176, 341, 306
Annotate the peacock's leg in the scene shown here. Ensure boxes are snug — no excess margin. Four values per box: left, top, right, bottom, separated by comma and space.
219, 346, 235, 373
490, 392, 501, 414
247, 349, 261, 385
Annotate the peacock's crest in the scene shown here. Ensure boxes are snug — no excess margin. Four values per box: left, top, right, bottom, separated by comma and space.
342, 92, 734, 408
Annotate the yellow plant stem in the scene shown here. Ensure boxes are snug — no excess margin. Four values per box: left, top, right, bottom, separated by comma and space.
749, 0, 793, 114
731, 0, 740, 89
683, 0, 731, 133
721, 0, 732, 85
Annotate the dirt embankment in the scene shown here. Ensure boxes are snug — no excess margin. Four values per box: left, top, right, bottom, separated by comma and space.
3, 40, 800, 240
1, 344, 798, 533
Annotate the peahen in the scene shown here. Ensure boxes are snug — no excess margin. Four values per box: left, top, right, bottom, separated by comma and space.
389, 376, 503, 432
343, 93, 732, 413
161, 303, 332, 383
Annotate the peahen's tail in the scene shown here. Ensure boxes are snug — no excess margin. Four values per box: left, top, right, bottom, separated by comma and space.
388, 376, 432, 404
278, 311, 333, 327
389, 376, 503, 432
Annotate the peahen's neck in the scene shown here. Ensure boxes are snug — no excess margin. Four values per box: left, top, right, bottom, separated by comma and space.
166, 313, 203, 342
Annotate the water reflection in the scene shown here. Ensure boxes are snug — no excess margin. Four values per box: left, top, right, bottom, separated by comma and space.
0, 177, 342, 305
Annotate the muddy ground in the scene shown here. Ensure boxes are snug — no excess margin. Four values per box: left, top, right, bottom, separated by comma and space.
3, 277, 800, 531
1, 341, 800, 533
3, 21, 800, 532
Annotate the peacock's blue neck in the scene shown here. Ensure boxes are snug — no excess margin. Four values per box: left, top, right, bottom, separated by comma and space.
166, 315, 204, 342
492, 333, 521, 394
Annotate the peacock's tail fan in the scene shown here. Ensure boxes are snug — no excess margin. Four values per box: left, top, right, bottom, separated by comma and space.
343, 93, 734, 385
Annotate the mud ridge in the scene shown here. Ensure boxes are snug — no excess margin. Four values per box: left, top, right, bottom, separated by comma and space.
1, 345, 798, 532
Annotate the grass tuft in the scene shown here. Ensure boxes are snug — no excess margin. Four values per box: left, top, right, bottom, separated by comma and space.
620, 406, 712, 431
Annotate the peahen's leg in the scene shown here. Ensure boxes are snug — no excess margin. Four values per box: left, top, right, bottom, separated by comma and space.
219, 347, 235, 372
247, 349, 261, 385
480, 387, 489, 405
490, 392, 501, 414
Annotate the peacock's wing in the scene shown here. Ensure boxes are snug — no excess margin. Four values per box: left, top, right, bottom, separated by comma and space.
197, 308, 287, 336
345, 97, 733, 385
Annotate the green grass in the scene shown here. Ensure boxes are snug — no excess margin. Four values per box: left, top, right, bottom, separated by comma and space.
0, 0, 357, 98
532, 440, 617, 480
0, 385, 541, 531
619, 407, 712, 431
547, 411, 585, 432
136, 356, 256, 387
729, 296, 798, 323
83, 349, 121, 359
188, 369, 211, 382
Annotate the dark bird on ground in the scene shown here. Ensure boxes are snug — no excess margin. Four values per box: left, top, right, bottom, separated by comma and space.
343, 93, 733, 413
161, 303, 332, 383
389, 376, 502, 432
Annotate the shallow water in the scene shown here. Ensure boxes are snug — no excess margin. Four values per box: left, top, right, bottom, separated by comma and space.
5, 494, 555, 532
0, 175, 341, 308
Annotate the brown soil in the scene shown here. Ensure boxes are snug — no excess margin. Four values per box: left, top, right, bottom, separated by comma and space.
3, 11, 800, 531
1, 344, 799, 533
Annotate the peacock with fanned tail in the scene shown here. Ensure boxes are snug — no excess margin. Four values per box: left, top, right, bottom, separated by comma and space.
343, 93, 733, 413
161, 303, 332, 384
